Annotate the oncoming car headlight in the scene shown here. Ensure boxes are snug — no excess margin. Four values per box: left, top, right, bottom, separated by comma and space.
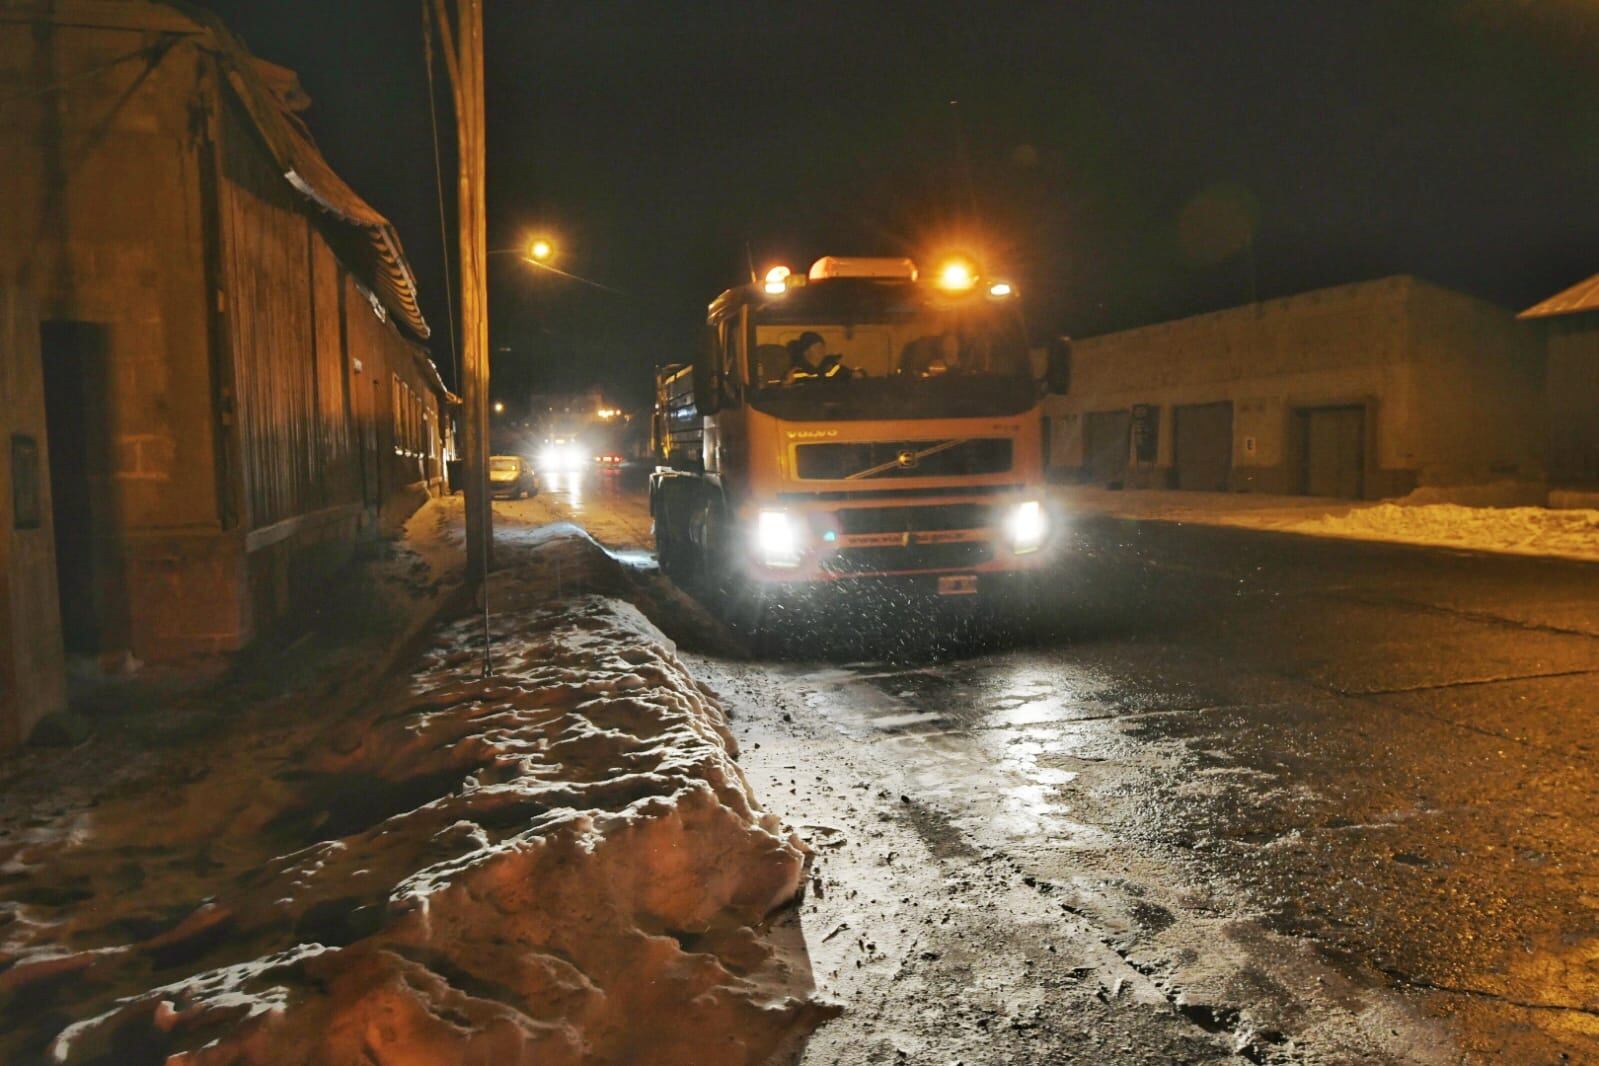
540, 443, 587, 470
1006, 499, 1048, 554
755, 509, 803, 568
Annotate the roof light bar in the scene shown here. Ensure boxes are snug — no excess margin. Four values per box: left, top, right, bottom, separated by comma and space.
808, 256, 919, 281
763, 265, 791, 295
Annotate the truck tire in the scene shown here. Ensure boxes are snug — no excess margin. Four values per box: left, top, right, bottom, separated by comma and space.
654, 486, 698, 582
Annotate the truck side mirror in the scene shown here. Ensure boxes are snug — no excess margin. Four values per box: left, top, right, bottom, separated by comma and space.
692, 332, 722, 416
1044, 336, 1072, 395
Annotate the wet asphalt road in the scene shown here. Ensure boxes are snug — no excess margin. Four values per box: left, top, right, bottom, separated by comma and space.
511, 472, 1599, 1062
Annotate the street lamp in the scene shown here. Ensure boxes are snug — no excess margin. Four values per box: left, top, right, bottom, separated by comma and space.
493, 400, 506, 414
528, 237, 554, 262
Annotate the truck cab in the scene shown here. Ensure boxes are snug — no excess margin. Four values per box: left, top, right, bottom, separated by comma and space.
651, 256, 1069, 597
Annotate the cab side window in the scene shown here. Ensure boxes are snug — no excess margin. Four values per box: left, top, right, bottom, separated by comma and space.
720, 311, 745, 400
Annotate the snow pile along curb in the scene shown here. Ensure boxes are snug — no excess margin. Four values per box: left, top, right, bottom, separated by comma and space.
47, 576, 822, 1062
1052, 485, 1599, 563
1286, 501, 1599, 560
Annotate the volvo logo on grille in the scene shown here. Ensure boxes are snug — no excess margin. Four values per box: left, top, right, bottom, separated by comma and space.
895, 449, 919, 469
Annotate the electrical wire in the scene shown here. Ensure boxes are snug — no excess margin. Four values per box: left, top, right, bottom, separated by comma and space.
518, 257, 627, 295
422, 3, 460, 392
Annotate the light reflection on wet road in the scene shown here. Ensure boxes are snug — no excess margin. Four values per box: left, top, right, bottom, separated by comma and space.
512, 473, 1599, 1061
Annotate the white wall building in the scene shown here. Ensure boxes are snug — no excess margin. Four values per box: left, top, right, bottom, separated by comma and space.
1044, 276, 1544, 499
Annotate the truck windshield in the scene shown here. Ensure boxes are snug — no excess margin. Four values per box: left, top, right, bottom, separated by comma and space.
746, 293, 1036, 420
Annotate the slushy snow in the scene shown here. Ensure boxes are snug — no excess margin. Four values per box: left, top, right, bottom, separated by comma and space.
6, 528, 826, 1064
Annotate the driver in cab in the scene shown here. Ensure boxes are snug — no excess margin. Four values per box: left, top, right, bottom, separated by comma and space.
784, 331, 852, 384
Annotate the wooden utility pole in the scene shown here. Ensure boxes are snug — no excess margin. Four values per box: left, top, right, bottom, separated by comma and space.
429, 0, 491, 584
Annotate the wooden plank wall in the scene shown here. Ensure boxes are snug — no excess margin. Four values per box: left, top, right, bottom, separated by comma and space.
310, 237, 359, 507
342, 275, 445, 501
219, 95, 442, 535
220, 100, 323, 530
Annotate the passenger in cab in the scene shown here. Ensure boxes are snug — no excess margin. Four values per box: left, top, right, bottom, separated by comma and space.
899, 331, 962, 378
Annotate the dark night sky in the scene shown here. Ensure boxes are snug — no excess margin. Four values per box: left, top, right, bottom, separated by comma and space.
198, 1, 1599, 407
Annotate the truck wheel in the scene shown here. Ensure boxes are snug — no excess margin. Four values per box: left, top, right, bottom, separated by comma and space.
656, 493, 698, 582
695, 497, 738, 599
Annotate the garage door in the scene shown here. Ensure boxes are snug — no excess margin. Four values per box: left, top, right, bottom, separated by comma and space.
1174, 402, 1233, 491
1301, 405, 1364, 499
1083, 410, 1130, 486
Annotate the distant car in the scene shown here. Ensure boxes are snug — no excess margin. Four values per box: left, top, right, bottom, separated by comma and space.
539, 437, 588, 471
488, 455, 539, 499
594, 452, 624, 469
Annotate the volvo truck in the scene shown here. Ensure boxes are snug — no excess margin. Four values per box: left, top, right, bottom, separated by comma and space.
649, 255, 1069, 599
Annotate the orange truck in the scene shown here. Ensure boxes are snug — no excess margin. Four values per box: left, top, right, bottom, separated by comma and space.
649, 255, 1070, 600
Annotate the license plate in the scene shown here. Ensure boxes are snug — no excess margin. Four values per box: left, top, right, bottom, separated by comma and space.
937, 574, 978, 596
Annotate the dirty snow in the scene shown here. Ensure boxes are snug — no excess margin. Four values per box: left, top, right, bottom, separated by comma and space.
1054, 485, 1599, 562
1289, 501, 1599, 559
1, 516, 826, 1063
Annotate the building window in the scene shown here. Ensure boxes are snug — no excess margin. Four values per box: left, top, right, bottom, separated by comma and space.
393, 375, 430, 458
1131, 404, 1160, 465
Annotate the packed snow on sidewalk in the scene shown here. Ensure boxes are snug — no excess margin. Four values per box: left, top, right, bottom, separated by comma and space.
1054, 484, 1599, 562
1289, 499, 1599, 560
2, 529, 826, 1064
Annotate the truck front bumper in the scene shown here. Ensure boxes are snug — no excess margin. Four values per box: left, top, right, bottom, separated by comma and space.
736, 494, 1058, 585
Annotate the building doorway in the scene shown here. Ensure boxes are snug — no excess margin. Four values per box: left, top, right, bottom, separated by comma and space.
40, 321, 113, 653
1297, 405, 1365, 499
1174, 401, 1234, 491
1083, 410, 1131, 487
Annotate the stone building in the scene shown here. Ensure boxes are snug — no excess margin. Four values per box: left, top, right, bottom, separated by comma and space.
1044, 276, 1545, 499
0, 0, 454, 739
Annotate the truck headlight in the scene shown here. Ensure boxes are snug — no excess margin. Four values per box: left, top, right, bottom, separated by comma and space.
755, 509, 803, 568
1007, 499, 1047, 554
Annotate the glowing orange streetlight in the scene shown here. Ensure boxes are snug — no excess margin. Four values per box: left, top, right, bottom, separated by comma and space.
528, 238, 554, 262
937, 258, 977, 291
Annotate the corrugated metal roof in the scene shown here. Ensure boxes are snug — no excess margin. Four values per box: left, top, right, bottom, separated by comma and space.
1519, 273, 1599, 320
1, 1, 431, 341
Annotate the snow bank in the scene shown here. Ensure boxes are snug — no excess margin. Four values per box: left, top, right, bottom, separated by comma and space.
1395, 479, 1549, 508
37, 534, 823, 1064
1287, 501, 1599, 561
1054, 485, 1599, 563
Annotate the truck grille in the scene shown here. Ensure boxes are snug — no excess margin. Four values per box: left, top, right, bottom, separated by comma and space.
834, 503, 993, 535
820, 541, 995, 575
795, 438, 1012, 480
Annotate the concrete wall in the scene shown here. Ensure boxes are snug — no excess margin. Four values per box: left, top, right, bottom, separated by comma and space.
1402, 282, 1545, 485
0, 287, 67, 748
1045, 276, 1544, 498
